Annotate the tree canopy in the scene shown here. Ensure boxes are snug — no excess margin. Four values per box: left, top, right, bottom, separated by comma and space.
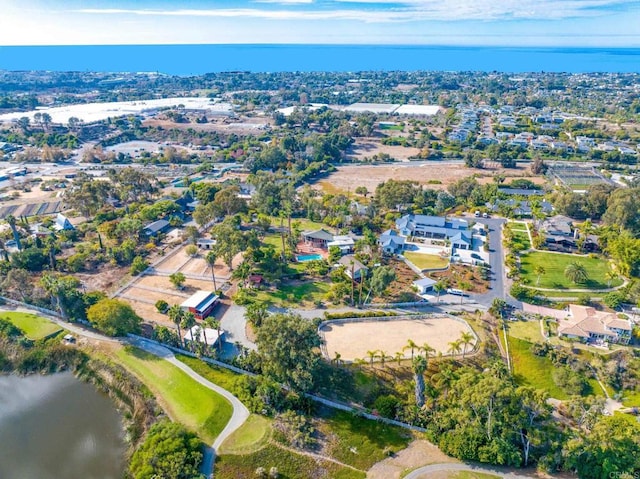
86, 298, 142, 336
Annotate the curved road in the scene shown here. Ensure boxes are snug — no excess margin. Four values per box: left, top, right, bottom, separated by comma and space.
404, 462, 535, 479
122, 338, 251, 479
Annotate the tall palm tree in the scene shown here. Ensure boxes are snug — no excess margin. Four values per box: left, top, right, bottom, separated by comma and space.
204, 317, 222, 353
403, 339, 418, 360
448, 339, 463, 357
564, 261, 589, 285
205, 251, 218, 290
412, 356, 427, 408
605, 270, 618, 288
379, 350, 391, 369
420, 342, 435, 359
459, 332, 475, 359
394, 351, 404, 366
433, 280, 446, 303
458, 281, 471, 304
168, 305, 184, 346
181, 312, 197, 351
366, 350, 378, 366
534, 265, 546, 286
6, 215, 21, 250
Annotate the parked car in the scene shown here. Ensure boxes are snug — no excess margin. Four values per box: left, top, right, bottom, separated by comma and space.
446, 288, 466, 296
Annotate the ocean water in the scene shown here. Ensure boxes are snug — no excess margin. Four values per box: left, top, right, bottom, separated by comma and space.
0, 44, 639, 75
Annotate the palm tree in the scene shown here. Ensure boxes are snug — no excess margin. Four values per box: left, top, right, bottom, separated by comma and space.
332, 352, 342, 367
534, 265, 546, 286
379, 350, 391, 369
168, 304, 185, 346
564, 261, 589, 285
181, 312, 197, 351
403, 339, 418, 360
412, 356, 427, 407
6, 215, 21, 250
366, 350, 378, 366
205, 251, 218, 290
394, 351, 404, 366
448, 339, 463, 357
459, 332, 475, 359
420, 342, 435, 359
433, 280, 446, 303
458, 281, 471, 304
204, 316, 222, 353
605, 270, 618, 288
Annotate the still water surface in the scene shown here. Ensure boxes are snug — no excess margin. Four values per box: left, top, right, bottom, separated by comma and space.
0, 372, 125, 479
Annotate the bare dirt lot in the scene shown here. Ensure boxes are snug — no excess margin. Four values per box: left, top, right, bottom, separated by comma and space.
346, 138, 421, 161
320, 316, 476, 362
319, 162, 544, 194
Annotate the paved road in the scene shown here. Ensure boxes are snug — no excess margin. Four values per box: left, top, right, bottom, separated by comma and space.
127, 337, 251, 479
404, 462, 535, 479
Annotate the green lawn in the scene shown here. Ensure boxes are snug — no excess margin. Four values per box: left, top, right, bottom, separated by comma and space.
508, 336, 569, 400
254, 281, 331, 308
0, 312, 63, 340
218, 414, 272, 455
215, 443, 365, 479
520, 251, 620, 290
114, 346, 233, 444
506, 320, 544, 343
511, 230, 531, 250
320, 410, 412, 471
509, 221, 529, 231
622, 390, 640, 408
176, 355, 241, 391
403, 252, 449, 271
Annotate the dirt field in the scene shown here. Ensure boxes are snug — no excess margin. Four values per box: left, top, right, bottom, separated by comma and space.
346, 139, 421, 161
320, 162, 544, 194
321, 317, 476, 362
153, 246, 236, 278
133, 274, 219, 293
367, 440, 457, 479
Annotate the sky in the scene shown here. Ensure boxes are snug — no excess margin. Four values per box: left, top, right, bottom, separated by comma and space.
0, 0, 639, 47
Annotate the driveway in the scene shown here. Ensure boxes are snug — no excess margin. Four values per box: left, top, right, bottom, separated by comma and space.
471, 217, 521, 308
218, 303, 256, 358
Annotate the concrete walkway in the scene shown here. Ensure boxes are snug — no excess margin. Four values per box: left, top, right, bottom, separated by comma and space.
128, 338, 250, 479
404, 462, 536, 479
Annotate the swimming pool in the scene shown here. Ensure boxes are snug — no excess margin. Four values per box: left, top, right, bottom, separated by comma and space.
296, 254, 323, 262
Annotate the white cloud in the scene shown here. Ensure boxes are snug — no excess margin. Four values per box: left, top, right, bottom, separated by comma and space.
73, 0, 639, 22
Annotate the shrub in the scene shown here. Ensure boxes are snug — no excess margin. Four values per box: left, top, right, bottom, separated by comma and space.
155, 300, 169, 313
130, 256, 149, 276
373, 394, 400, 419
603, 291, 625, 310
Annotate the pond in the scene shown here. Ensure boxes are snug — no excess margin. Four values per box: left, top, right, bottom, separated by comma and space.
0, 372, 126, 479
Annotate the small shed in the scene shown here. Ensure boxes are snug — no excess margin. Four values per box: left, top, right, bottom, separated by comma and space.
184, 326, 221, 347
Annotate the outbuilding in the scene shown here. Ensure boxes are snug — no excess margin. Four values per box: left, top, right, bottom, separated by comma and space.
180, 290, 219, 320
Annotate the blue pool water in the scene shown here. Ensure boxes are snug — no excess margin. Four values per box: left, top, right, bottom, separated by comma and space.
296, 254, 323, 262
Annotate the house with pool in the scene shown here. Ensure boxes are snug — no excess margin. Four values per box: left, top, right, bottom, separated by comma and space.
380, 215, 474, 255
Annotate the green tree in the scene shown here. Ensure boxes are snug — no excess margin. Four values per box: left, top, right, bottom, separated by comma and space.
459, 331, 475, 359
564, 261, 589, 285
130, 255, 148, 275
433, 280, 447, 303
212, 218, 246, 270
412, 355, 427, 407
168, 304, 185, 345
129, 420, 203, 479
369, 265, 396, 299
205, 251, 218, 290
169, 272, 186, 289
245, 302, 269, 328
86, 298, 141, 336
564, 415, 640, 479
180, 312, 196, 351
534, 265, 546, 286
255, 313, 322, 392
403, 339, 418, 360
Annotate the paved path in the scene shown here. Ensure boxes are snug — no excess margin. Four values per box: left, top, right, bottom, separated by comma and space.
404, 462, 536, 479
127, 337, 251, 479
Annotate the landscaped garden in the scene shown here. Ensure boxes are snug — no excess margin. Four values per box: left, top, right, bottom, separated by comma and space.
403, 251, 449, 270
519, 251, 621, 290
114, 346, 233, 444
0, 312, 63, 340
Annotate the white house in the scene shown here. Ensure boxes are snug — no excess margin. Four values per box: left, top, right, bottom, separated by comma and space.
413, 277, 437, 294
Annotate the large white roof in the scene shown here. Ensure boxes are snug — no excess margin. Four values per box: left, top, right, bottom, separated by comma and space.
180, 290, 217, 310
0, 97, 232, 125
394, 105, 441, 116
